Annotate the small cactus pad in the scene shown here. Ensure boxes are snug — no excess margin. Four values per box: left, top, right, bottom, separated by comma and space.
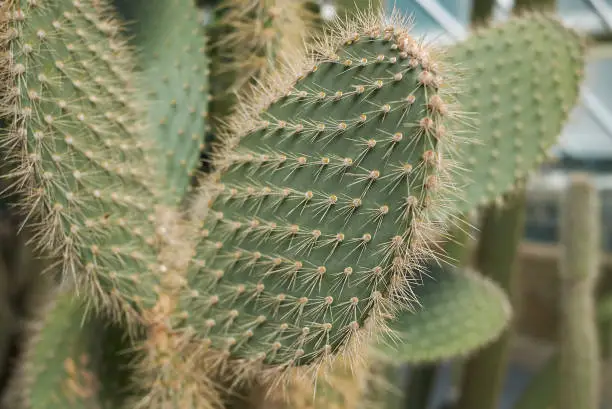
0, 0, 160, 310
212, 0, 309, 94
372, 265, 511, 364
208, 0, 311, 132
184, 10, 463, 368
2, 291, 136, 409
114, 0, 210, 204
447, 14, 585, 212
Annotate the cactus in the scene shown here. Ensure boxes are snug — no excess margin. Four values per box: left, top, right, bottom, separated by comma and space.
287, 13, 587, 409
447, 14, 585, 213
1, 289, 138, 409
455, 189, 527, 409
182, 8, 465, 374
212, 0, 309, 91
512, 175, 603, 409
372, 265, 511, 365
207, 0, 313, 133
0, 1, 594, 408
558, 173, 601, 409
270, 263, 511, 409
114, 0, 211, 205
0, 0, 161, 316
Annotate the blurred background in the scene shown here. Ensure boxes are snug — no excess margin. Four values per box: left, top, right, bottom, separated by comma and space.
319, 0, 612, 408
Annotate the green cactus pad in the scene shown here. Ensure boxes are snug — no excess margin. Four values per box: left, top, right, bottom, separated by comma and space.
447, 14, 585, 212
213, 0, 308, 87
207, 0, 311, 133
114, 0, 210, 204
372, 265, 511, 364
0, 0, 160, 311
184, 11, 463, 368
1, 291, 137, 409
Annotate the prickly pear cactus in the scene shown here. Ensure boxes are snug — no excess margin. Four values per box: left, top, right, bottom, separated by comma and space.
114, 0, 210, 204
0, 0, 161, 313
212, 0, 309, 91
183, 9, 465, 372
448, 13, 585, 211
1, 290, 137, 409
207, 0, 313, 134
373, 265, 511, 364
272, 264, 511, 409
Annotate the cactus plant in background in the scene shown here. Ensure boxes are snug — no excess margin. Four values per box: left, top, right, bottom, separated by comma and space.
372, 266, 512, 365
0, 1, 594, 409
558, 174, 601, 409
455, 188, 528, 409
2, 288, 138, 409
447, 15, 585, 213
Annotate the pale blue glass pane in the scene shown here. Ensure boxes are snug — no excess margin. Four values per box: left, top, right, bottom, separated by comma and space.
555, 57, 612, 160
435, 0, 471, 23
388, 0, 471, 27
556, 104, 612, 160
586, 58, 612, 112
388, 0, 448, 31
556, 0, 610, 33
558, 0, 596, 12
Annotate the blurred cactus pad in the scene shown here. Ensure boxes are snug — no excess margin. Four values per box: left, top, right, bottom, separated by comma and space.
447, 14, 585, 211
0, 0, 589, 408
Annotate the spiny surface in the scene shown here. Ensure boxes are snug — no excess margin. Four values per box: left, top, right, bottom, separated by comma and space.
208, 0, 312, 131
2, 291, 137, 409
0, 0, 161, 312
372, 265, 511, 364
279, 266, 511, 409
184, 10, 462, 369
273, 356, 397, 409
448, 14, 585, 211
114, 0, 210, 204
212, 0, 310, 95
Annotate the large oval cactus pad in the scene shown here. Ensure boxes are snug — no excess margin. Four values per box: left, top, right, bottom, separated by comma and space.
184, 10, 466, 369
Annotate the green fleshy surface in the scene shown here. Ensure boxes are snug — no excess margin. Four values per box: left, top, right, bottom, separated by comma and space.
3, 291, 137, 409
186, 22, 457, 365
1, 0, 160, 307
115, 0, 210, 204
447, 14, 585, 212
373, 265, 512, 364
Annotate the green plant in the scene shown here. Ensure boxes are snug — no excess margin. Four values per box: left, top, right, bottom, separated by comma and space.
557, 174, 601, 409
270, 10, 587, 409
0, 2, 590, 409
184, 9, 463, 373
